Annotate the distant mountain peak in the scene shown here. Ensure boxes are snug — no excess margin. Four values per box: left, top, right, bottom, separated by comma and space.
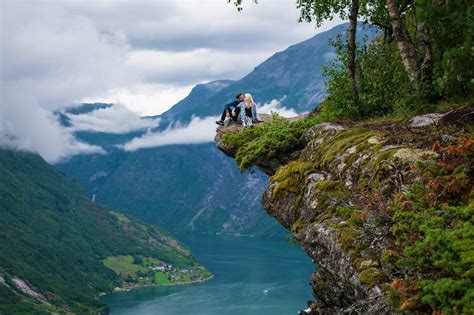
198, 79, 235, 90
159, 79, 236, 123
65, 102, 113, 115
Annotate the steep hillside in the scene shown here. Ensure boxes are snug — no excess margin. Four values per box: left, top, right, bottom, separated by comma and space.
216, 105, 473, 313
0, 149, 210, 314
57, 143, 285, 237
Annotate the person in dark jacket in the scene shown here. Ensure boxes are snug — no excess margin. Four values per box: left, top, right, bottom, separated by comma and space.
216, 93, 245, 125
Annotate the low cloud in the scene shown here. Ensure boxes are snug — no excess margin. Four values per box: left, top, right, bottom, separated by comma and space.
120, 99, 300, 151
1, 1, 134, 163
1, 0, 340, 162
121, 116, 217, 151
85, 84, 195, 116
66, 105, 159, 134
0, 101, 105, 164
259, 99, 300, 117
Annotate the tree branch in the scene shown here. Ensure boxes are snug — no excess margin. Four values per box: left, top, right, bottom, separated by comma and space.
371, 20, 391, 31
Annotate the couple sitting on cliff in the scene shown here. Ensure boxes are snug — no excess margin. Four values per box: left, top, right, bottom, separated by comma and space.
215, 92, 262, 128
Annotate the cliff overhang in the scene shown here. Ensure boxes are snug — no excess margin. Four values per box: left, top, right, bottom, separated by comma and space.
215, 105, 473, 314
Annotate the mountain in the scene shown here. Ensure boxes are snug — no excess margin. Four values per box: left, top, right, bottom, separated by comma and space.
57, 80, 286, 237
0, 149, 209, 314
155, 80, 235, 125
57, 143, 285, 237
56, 23, 376, 238
65, 102, 113, 115
159, 22, 377, 123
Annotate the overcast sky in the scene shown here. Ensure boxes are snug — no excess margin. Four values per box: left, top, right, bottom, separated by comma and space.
0, 0, 342, 162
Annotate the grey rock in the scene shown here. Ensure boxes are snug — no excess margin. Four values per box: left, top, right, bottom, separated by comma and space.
410, 113, 444, 127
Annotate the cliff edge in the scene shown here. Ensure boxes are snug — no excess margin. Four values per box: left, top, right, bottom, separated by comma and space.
215, 105, 473, 314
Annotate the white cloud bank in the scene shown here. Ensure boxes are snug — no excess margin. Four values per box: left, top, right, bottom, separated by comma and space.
1, 1, 136, 162
121, 116, 217, 151
259, 99, 300, 118
84, 84, 195, 116
121, 99, 300, 151
66, 105, 159, 134
0, 102, 105, 163
1, 0, 340, 162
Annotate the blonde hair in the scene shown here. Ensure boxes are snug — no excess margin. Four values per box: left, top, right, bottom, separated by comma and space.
244, 93, 254, 108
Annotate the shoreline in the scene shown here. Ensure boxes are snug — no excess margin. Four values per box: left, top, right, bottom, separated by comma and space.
99, 274, 214, 296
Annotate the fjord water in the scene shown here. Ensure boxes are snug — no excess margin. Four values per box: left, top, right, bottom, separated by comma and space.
102, 234, 315, 315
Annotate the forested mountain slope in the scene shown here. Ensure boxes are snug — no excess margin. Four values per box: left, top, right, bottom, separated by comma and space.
0, 149, 208, 314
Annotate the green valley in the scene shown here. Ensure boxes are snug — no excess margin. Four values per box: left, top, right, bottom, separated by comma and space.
0, 149, 210, 314
102, 253, 212, 290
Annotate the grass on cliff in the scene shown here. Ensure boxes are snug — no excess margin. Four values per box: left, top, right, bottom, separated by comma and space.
221, 95, 472, 173
221, 113, 329, 170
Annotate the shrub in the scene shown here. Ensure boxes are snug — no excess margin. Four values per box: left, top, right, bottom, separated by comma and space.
323, 35, 414, 119
387, 136, 473, 314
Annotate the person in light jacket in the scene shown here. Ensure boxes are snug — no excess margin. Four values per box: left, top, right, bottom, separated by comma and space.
234, 93, 260, 128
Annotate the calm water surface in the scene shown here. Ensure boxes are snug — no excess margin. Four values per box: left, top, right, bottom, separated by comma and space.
102, 233, 315, 315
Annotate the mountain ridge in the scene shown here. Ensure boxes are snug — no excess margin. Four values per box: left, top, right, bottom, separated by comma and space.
156, 79, 236, 124
158, 22, 377, 123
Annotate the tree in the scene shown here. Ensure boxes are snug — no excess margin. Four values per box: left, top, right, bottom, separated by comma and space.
348, 0, 360, 108
294, 0, 365, 110
230, 0, 364, 111
385, 0, 423, 90
228, 0, 473, 105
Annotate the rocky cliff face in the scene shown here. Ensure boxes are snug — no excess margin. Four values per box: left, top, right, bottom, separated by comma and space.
215, 106, 473, 314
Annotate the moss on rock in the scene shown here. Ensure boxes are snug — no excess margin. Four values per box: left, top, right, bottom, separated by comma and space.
270, 161, 315, 198
313, 128, 380, 169
339, 227, 361, 250
359, 268, 389, 288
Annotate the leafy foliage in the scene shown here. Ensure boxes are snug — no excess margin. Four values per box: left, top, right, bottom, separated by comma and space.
419, 0, 474, 98
323, 36, 414, 118
385, 136, 474, 313
285, 0, 474, 118
0, 284, 54, 315
230, 1, 473, 118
